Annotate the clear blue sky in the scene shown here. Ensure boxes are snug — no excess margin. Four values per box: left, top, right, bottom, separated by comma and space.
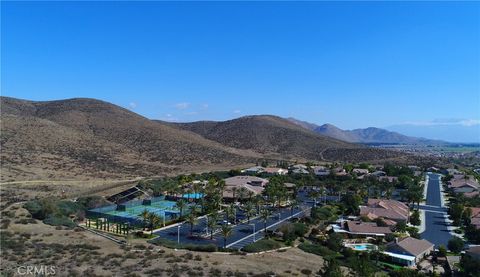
2, 1, 479, 138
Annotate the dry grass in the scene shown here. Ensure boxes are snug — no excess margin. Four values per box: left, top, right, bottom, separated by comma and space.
0, 202, 325, 277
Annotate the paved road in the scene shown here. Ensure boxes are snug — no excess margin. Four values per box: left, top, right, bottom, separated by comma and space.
420, 173, 453, 248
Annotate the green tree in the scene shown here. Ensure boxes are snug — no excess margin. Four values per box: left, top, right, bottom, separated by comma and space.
326, 232, 343, 252
147, 212, 162, 235
260, 208, 271, 235
437, 245, 447, 257
244, 201, 255, 224
449, 203, 465, 226
341, 193, 362, 215
410, 210, 421, 226
290, 199, 299, 217
140, 209, 150, 230
186, 212, 197, 236
460, 254, 480, 276
175, 199, 187, 218
221, 224, 233, 248
226, 204, 237, 224
447, 237, 465, 253
207, 213, 219, 240
396, 221, 407, 232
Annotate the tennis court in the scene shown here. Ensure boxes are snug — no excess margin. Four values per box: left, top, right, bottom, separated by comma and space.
87, 197, 188, 226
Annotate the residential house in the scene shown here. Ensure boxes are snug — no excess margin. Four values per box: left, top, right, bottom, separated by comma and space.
263, 167, 288, 175
222, 176, 269, 200
466, 246, 480, 260
384, 237, 434, 267
224, 176, 268, 187
469, 207, 480, 229
370, 171, 387, 177
448, 175, 480, 198
291, 168, 309, 174
333, 167, 348, 176
352, 168, 369, 175
241, 166, 265, 174
314, 166, 330, 176
447, 168, 462, 175
378, 176, 399, 183
360, 198, 409, 225
342, 220, 392, 237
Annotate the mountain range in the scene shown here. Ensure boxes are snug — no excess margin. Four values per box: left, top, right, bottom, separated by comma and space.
287, 118, 446, 145
0, 97, 421, 181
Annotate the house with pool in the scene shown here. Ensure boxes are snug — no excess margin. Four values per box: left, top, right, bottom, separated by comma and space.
383, 237, 434, 267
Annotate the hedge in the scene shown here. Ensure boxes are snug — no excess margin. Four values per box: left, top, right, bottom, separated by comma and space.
242, 239, 282, 253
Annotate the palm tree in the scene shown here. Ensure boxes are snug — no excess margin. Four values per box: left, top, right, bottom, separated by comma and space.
207, 213, 219, 239
247, 190, 255, 200
290, 199, 299, 217
186, 212, 197, 236
260, 208, 271, 235
237, 187, 248, 203
147, 213, 162, 235
140, 209, 150, 230
176, 199, 187, 218
244, 201, 255, 223
309, 190, 320, 207
226, 204, 236, 224
220, 224, 233, 248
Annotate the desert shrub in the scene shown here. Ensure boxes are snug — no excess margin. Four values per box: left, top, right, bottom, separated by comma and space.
57, 200, 83, 216
280, 222, 308, 242
326, 232, 343, 252
24, 198, 83, 222
76, 196, 110, 209
300, 269, 312, 275
242, 239, 282, 253
150, 238, 217, 252
1, 219, 11, 229
133, 244, 147, 250
43, 215, 76, 228
298, 242, 339, 259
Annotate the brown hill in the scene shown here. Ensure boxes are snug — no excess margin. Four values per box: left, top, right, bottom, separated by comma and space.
1, 97, 410, 181
167, 116, 406, 162
0, 97, 257, 181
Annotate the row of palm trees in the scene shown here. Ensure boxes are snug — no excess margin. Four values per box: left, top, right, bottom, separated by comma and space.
139, 209, 163, 235
144, 176, 302, 247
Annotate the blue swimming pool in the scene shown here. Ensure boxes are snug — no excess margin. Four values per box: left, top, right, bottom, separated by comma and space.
345, 243, 377, 251
182, 193, 204, 199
